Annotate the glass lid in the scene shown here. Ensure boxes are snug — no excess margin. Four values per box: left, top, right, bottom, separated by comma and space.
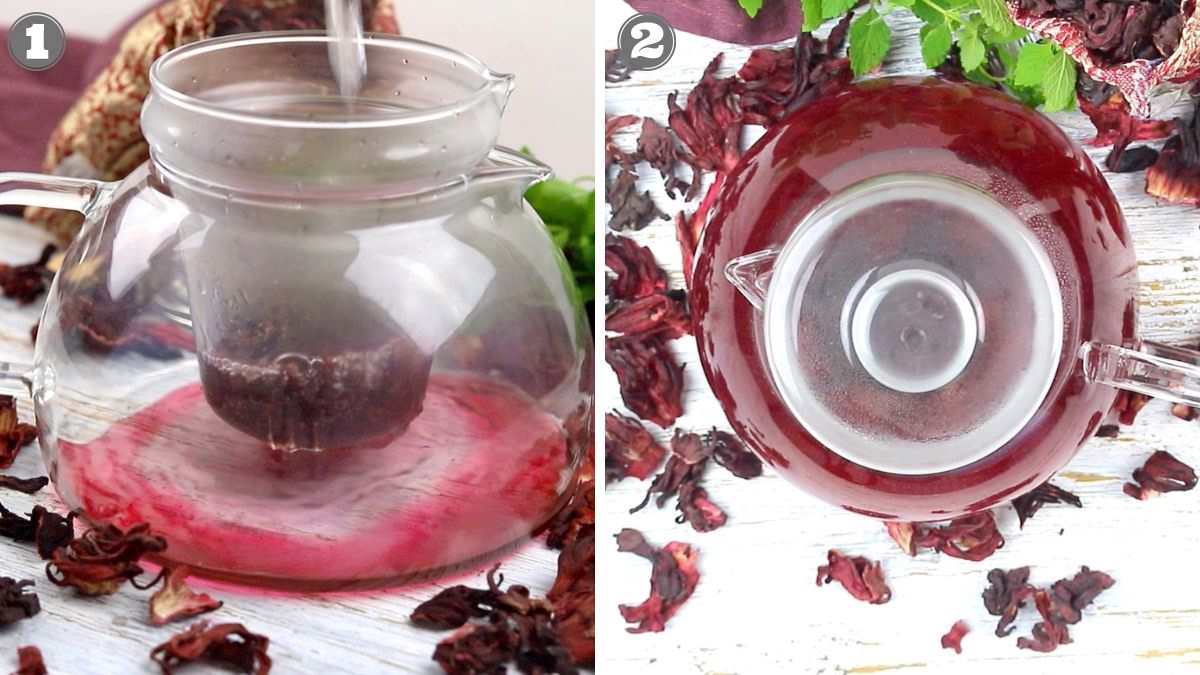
761, 174, 1064, 475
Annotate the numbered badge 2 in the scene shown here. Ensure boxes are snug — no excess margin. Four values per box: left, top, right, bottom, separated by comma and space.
7, 12, 67, 71
618, 13, 676, 72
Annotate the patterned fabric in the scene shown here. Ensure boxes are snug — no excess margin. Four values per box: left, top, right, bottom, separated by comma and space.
26, 0, 399, 242
1008, 0, 1200, 118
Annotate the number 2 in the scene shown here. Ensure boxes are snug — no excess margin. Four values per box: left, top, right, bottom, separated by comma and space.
629, 22, 664, 60
25, 23, 49, 61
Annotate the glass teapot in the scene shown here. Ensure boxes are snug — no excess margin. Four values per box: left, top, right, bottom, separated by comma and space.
0, 32, 591, 589
692, 76, 1200, 522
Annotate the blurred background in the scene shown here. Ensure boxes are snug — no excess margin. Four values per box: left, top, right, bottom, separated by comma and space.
1, 0, 594, 178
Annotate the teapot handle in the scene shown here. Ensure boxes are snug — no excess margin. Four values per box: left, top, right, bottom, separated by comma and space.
1080, 341, 1200, 407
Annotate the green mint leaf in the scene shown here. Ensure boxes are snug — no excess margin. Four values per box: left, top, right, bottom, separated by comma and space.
1012, 41, 1054, 90
849, 9, 891, 76
976, 0, 1012, 31
959, 29, 986, 71
738, 0, 765, 18
911, 0, 945, 25
891, 0, 916, 7
1040, 46, 1077, 111
920, 23, 952, 68
822, 0, 857, 19
803, 0, 825, 30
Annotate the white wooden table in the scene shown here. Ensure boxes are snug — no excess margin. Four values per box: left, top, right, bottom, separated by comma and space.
601, 2, 1200, 673
0, 217, 563, 673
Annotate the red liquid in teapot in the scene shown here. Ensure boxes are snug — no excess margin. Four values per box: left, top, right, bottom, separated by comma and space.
692, 77, 1138, 521
54, 372, 574, 590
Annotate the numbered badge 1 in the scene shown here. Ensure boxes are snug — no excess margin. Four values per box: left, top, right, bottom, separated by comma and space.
618, 13, 676, 72
7, 12, 67, 71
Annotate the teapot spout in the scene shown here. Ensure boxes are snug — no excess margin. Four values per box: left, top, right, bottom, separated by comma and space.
486, 70, 516, 112
474, 146, 553, 191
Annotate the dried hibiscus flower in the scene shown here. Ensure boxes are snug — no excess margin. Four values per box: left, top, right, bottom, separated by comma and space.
1011, 481, 1082, 528
637, 118, 690, 198
605, 335, 684, 429
1113, 390, 1152, 425
604, 412, 667, 483
47, 522, 167, 595
432, 620, 519, 675
150, 621, 271, 675
1017, 567, 1115, 653
676, 482, 727, 532
605, 234, 668, 303
0, 504, 75, 560
0, 476, 49, 495
616, 528, 700, 633
542, 478, 595, 550
816, 550, 891, 605
0, 396, 37, 470
982, 567, 1036, 637
149, 567, 223, 626
13, 646, 46, 675
412, 583, 499, 630
888, 512, 1005, 561
547, 533, 595, 667
1147, 103, 1200, 205
606, 292, 690, 340
0, 245, 55, 305
631, 431, 716, 527
605, 115, 640, 171
735, 15, 852, 126
706, 429, 762, 479
941, 620, 969, 654
607, 170, 666, 231
1077, 81, 1171, 148
0, 578, 39, 625
1123, 450, 1198, 499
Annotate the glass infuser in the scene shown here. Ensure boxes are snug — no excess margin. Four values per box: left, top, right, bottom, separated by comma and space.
693, 76, 1200, 522
0, 32, 591, 589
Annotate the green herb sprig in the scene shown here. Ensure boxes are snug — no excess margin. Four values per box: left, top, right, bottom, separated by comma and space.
522, 163, 596, 318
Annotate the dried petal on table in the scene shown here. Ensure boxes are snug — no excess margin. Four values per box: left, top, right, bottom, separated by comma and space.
47, 522, 167, 596
605, 50, 631, 83
606, 292, 691, 340
1113, 390, 1152, 426
675, 482, 727, 532
668, 55, 741, 178
1147, 105, 1200, 206
542, 478, 595, 550
940, 620, 969, 654
736, 16, 853, 126
1016, 589, 1073, 653
816, 550, 891, 605
0, 396, 37, 470
432, 621, 519, 675
637, 118, 691, 198
0, 578, 39, 625
1011, 481, 1083, 529
885, 521, 918, 556
1124, 450, 1198, 499
30, 507, 74, 560
674, 211, 698, 288
412, 584, 498, 631
149, 567, 223, 626
1016, 567, 1114, 653
706, 429, 762, 479
0, 476, 48, 495
912, 512, 1005, 561
0, 244, 55, 305
982, 567, 1037, 637
631, 430, 708, 514
615, 528, 701, 633
605, 335, 684, 429
604, 233, 668, 303
548, 532, 595, 667
607, 170, 666, 231
1171, 402, 1199, 420
150, 621, 271, 675
13, 645, 46, 675
1077, 83, 1172, 148
1095, 423, 1120, 438
604, 412, 667, 483
605, 115, 640, 171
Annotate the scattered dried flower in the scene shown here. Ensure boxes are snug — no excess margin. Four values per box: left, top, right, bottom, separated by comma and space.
616, 528, 700, 633
548, 533, 595, 667
13, 645, 46, 675
0, 396, 37, 470
0, 578, 39, 626
1123, 450, 1197, 499
607, 170, 666, 231
47, 522, 167, 595
941, 620, 969, 654
605, 412, 667, 483
631, 430, 708, 514
1095, 424, 1120, 438
1171, 402, 1198, 421
736, 16, 853, 126
668, 55, 741, 177
1078, 84, 1171, 148
1113, 390, 1152, 425
150, 621, 271, 675
606, 292, 690, 340
1147, 103, 1200, 205
605, 335, 684, 429
912, 512, 1005, 561
605, 115, 640, 171
982, 567, 1036, 637
816, 550, 891, 604
885, 521, 917, 556
675, 482, 727, 532
149, 567, 223, 626
605, 234, 668, 303
412, 584, 499, 631
1016, 567, 1115, 652
1011, 482, 1082, 529
637, 118, 690, 198
0, 476, 48, 495
0, 245, 55, 305
432, 621, 518, 675
543, 478, 595, 550
706, 429, 762, 479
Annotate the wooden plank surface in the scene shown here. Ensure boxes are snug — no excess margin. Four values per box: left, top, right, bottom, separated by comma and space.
0, 216, 563, 673
600, 2, 1200, 673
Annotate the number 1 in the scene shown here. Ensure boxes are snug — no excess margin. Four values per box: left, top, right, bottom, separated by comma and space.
25, 23, 48, 60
